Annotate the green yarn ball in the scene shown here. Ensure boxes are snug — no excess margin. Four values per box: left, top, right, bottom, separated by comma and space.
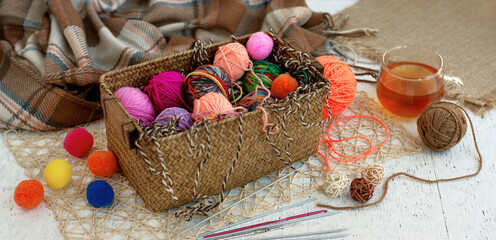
243, 61, 284, 93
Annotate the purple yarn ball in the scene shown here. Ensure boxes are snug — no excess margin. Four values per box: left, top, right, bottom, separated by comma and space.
155, 107, 193, 132
246, 32, 273, 61
144, 71, 187, 112
115, 87, 155, 127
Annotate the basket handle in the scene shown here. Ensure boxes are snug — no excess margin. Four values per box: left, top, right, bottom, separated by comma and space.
101, 93, 138, 150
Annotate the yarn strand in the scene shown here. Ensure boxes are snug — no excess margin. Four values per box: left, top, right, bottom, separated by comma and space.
317, 115, 389, 172
317, 103, 482, 210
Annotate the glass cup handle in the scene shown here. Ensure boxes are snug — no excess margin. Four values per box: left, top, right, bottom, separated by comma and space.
443, 75, 464, 105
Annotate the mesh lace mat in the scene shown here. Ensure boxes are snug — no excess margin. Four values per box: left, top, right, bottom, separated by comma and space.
5, 91, 420, 239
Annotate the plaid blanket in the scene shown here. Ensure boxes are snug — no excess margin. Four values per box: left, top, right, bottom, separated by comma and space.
0, 0, 329, 130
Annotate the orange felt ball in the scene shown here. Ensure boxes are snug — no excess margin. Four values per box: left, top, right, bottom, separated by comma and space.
14, 180, 44, 209
88, 151, 118, 178
271, 74, 299, 99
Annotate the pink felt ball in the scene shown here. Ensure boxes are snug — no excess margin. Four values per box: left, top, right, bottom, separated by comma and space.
246, 32, 274, 61
64, 128, 94, 158
115, 87, 155, 127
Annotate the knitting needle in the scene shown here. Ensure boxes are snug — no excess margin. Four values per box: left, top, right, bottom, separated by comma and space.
244, 228, 348, 240
204, 210, 340, 239
197, 198, 316, 239
178, 163, 305, 237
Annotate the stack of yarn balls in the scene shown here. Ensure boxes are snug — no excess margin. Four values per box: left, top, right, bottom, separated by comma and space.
13, 128, 117, 210
114, 31, 303, 131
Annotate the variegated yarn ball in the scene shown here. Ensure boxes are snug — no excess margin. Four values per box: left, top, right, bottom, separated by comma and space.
361, 164, 385, 186
323, 172, 349, 197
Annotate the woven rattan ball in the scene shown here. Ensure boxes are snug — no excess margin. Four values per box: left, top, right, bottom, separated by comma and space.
361, 164, 385, 186
323, 172, 349, 198
350, 177, 374, 202
417, 102, 467, 151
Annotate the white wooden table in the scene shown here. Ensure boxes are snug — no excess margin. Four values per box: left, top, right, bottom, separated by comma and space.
2, 1, 495, 239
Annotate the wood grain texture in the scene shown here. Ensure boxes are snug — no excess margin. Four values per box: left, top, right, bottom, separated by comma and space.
1, 1, 495, 239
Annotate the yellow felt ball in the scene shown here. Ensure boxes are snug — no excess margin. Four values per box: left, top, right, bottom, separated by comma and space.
44, 159, 72, 190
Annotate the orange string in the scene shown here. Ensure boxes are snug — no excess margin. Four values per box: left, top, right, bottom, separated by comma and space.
317, 115, 389, 172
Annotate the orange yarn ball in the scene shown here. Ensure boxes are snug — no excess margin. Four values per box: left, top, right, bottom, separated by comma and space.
271, 74, 299, 99
88, 151, 118, 178
213, 43, 250, 80
316, 56, 357, 118
14, 180, 44, 209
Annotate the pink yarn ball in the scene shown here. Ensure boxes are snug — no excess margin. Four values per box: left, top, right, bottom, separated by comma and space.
115, 87, 155, 127
246, 32, 273, 61
316, 56, 357, 119
213, 43, 250, 81
144, 71, 186, 112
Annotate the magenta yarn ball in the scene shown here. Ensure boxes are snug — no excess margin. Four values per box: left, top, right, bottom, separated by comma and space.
246, 32, 274, 61
115, 87, 155, 127
155, 107, 193, 132
144, 71, 186, 112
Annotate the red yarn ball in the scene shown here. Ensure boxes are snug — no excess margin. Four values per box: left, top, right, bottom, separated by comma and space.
271, 74, 299, 99
64, 128, 94, 158
14, 180, 44, 209
88, 151, 118, 178
316, 56, 357, 119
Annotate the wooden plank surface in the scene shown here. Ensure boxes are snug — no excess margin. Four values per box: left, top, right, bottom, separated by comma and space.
1, 1, 495, 239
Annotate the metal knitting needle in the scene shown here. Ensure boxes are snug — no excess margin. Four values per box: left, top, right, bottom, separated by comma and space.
246, 228, 348, 240
178, 163, 305, 237
204, 211, 341, 240
197, 198, 316, 239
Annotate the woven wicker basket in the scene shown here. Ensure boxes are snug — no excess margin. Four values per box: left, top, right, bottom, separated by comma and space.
99, 33, 329, 212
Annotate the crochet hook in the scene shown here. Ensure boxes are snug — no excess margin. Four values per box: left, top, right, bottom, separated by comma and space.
197, 198, 316, 239
203, 209, 332, 239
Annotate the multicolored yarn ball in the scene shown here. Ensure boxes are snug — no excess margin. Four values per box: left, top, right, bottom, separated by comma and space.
64, 127, 94, 158
361, 164, 385, 186
244, 61, 284, 93
316, 56, 357, 119
184, 65, 233, 107
417, 102, 467, 151
238, 89, 274, 111
115, 87, 155, 127
14, 180, 44, 209
86, 180, 114, 208
246, 32, 274, 61
350, 177, 374, 202
192, 92, 245, 122
213, 43, 250, 80
44, 159, 72, 190
88, 151, 118, 178
271, 73, 299, 99
143, 71, 186, 112
323, 172, 349, 198
155, 107, 193, 131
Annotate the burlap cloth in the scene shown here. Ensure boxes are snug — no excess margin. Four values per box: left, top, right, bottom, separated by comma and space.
339, 0, 496, 115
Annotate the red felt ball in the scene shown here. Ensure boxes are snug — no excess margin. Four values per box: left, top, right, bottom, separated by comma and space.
64, 128, 94, 158
88, 151, 118, 177
14, 180, 44, 209
271, 74, 299, 99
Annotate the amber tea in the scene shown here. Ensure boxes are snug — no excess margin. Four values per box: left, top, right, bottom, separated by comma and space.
376, 61, 444, 118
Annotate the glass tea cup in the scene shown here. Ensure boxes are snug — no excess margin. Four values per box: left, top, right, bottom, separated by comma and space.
376, 46, 463, 118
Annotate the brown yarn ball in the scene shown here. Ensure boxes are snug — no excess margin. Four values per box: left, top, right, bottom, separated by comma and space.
417, 102, 467, 151
350, 177, 374, 202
